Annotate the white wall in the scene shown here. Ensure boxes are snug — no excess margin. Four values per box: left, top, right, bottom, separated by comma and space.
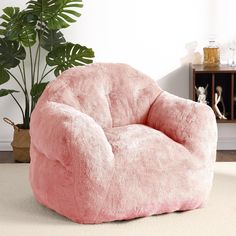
0, 0, 235, 150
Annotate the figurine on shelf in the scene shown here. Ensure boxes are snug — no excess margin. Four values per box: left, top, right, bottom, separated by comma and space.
214, 86, 227, 120
195, 84, 208, 104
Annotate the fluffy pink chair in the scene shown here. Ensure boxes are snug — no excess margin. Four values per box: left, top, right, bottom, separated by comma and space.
29, 63, 217, 224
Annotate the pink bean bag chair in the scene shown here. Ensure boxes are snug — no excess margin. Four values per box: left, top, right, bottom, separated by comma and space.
29, 63, 217, 224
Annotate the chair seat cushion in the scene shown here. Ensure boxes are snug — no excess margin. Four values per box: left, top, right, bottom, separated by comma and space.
92, 124, 211, 222
105, 124, 187, 168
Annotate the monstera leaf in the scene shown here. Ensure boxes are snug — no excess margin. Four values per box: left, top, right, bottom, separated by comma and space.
0, 89, 19, 97
30, 82, 48, 103
46, 42, 94, 76
0, 67, 10, 85
37, 23, 65, 51
0, 38, 26, 69
5, 11, 37, 47
0, 7, 20, 37
27, 0, 83, 30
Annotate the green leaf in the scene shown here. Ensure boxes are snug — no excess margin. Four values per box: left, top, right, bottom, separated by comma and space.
0, 7, 20, 37
27, 0, 83, 30
0, 89, 19, 97
19, 25, 37, 47
3, 7, 20, 18
0, 38, 26, 69
37, 23, 65, 51
46, 42, 94, 76
30, 82, 48, 103
5, 12, 37, 47
1, 8, 37, 47
0, 67, 10, 85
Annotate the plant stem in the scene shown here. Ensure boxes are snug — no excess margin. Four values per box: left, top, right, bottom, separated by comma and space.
10, 93, 25, 122
17, 65, 25, 85
25, 32, 34, 88
8, 71, 25, 93
33, 44, 40, 81
36, 40, 41, 84
25, 31, 36, 119
28, 46, 34, 86
36, 13, 45, 84
22, 60, 27, 89
39, 67, 55, 83
40, 63, 47, 80
24, 92, 30, 129
22, 60, 30, 129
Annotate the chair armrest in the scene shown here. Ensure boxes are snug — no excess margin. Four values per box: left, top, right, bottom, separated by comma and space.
30, 101, 114, 222
30, 101, 114, 167
147, 91, 217, 156
30, 102, 114, 222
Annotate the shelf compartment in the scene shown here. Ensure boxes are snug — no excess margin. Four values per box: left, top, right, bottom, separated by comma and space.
214, 73, 232, 119
191, 64, 236, 123
194, 73, 212, 107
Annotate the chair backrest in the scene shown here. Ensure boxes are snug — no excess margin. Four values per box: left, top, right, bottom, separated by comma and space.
38, 63, 162, 128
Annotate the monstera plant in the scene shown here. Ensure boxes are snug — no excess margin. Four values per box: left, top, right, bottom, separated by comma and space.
0, 0, 95, 129
0, 0, 94, 162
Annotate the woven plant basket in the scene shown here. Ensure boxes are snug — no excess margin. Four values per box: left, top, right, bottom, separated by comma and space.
4, 118, 30, 163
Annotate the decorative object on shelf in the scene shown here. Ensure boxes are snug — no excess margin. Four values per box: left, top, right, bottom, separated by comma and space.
214, 86, 227, 120
229, 40, 236, 67
220, 42, 230, 65
0, 0, 95, 162
180, 41, 202, 65
203, 40, 220, 67
195, 84, 208, 104
229, 47, 236, 67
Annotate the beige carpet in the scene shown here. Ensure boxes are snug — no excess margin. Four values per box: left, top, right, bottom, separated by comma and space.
0, 163, 235, 236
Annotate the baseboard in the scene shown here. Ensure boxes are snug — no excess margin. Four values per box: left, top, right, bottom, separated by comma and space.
0, 138, 235, 151
0, 140, 12, 151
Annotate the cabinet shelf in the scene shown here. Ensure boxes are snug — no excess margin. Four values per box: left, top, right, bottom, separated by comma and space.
190, 64, 236, 123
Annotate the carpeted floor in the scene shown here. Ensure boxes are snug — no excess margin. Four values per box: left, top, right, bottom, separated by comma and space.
0, 163, 235, 236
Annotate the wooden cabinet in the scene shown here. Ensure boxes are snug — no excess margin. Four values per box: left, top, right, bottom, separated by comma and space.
190, 64, 236, 123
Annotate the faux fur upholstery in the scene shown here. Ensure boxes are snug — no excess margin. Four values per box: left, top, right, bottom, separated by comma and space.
29, 63, 217, 224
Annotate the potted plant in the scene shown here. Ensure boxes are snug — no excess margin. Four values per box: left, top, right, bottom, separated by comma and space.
0, 0, 95, 162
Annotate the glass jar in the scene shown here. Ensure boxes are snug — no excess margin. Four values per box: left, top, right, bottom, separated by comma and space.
203, 40, 220, 67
